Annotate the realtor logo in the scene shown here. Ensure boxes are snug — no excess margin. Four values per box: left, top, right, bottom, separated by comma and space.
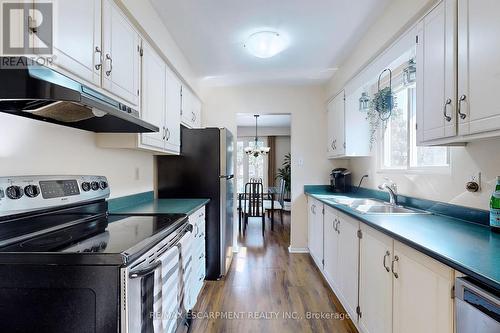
2, 2, 53, 55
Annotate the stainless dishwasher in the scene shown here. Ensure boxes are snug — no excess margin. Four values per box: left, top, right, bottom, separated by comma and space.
455, 277, 500, 333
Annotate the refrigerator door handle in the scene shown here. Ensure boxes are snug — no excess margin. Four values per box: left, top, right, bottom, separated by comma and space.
220, 175, 234, 180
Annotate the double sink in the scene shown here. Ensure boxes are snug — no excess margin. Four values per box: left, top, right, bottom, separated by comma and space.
324, 197, 429, 215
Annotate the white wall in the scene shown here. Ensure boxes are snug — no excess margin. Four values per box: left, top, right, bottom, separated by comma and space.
200, 84, 347, 250
274, 136, 291, 186
237, 126, 291, 137
325, 0, 500, 210
0, 113, 153, 199
119, 0, 200, 94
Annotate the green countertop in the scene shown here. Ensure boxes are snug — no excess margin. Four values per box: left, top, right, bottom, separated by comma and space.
109, 195, 210, 216
304, 186, 500, 291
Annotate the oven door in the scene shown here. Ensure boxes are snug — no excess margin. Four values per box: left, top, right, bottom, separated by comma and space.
121, 224, 192, 333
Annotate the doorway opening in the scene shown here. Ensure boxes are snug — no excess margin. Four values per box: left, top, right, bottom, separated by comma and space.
235, 113, 291, 247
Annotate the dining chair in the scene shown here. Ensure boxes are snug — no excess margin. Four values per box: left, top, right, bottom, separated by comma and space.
242, 181, 265, 236
264, 178, 285, 226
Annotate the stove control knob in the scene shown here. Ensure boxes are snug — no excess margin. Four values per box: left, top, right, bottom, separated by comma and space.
90, 181, 99, 191
99, 181, 108, 190
6, 186, 23, 200
24, 185, 40, 198
81, 182, 91, 192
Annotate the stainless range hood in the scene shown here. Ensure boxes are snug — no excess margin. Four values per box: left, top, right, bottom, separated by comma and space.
0, 57, 158, 133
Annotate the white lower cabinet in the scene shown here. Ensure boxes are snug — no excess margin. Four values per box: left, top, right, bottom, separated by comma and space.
323, 206, 340, 290
359, 225, 395, 333
359, 225, 454, 333
307, 199, 455, 333
307, 198, 324, 268
323, 206, 359, 319
187, 206, 206, 308
336, 210, 360, 320
392, 241, 454, 333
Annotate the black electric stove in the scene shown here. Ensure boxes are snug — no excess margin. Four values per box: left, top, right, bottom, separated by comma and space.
0, 175, 189, 333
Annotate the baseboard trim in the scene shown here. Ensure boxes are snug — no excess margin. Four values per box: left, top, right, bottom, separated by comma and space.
288, 246, 309, 253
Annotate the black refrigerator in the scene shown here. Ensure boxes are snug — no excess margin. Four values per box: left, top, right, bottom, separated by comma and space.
157, 127, 234, 280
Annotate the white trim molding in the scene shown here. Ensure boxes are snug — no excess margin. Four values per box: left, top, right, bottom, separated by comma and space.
288, 246, 310, 254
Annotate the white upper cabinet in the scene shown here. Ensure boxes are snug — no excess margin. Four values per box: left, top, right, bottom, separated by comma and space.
327, 90, 345, 158
48, 0, 102, 86
102, 0, 141, 108
165, 67, 182, 153
140, 41, 166, 151
327, 88, 370, 159
181, 87, 202, 128
457, 0, 500, 135
359, 225, 393, 333
392, 241, 454, 333
416, 0, 457, 143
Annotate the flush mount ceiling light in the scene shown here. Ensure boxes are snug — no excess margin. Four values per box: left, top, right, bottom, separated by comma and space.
244, 31, 288, 58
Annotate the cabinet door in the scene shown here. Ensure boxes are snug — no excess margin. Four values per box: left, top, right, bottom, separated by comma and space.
393, 241, 454, 333
191, 96, 202, 128
102, 0, 141, 107
165, 67, 182, 153
140, 41, 166, 150
48, 0, 101, 86
181, 87, 194, 127
336, 211, 359, 319
458, 0, 500, 135
359, 225, 393, 333
416, 0, 457, 143
327, 90, 345, 158
326, 99, 336, 157
307, 198, 323, 267
323, 206, 340, 290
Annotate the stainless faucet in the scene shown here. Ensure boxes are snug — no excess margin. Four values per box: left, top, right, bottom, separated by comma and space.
378, 178, 398, 206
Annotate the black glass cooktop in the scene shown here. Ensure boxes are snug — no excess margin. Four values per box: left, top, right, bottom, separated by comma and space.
62, 214, 187, 254
0, 213, 187, 254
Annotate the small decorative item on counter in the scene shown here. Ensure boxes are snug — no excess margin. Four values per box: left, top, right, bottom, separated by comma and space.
490, 176, 500, 232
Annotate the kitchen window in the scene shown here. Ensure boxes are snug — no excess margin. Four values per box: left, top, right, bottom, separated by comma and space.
380, 82, 449, 172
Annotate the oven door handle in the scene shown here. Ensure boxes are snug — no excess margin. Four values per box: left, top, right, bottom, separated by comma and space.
129, 261, 162, 279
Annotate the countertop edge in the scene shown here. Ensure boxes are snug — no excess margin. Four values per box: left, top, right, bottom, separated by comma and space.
305, 192, 500, 291
109, 198, 210, 216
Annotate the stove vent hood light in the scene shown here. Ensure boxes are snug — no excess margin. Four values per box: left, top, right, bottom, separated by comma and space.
0, 57, 158, 133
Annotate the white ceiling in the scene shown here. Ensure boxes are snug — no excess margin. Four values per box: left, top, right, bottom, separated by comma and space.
237, 114, 291, 127
150, 0, 390, 86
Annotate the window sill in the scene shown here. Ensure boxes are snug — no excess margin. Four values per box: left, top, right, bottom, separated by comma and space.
376, 167, 451, 176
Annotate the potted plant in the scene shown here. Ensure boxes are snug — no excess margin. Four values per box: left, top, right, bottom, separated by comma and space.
276, 153, 291, 211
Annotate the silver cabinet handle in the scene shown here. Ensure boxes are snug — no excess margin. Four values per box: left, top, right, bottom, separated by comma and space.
336, 220, 340, 234
95, 46, 102, 70
391, 255, 399, 278
162, 126, 166, 140
105, 54, 113, 76
333, 218, 338, 231
457, 94, 467, 120
165, 128, 170, 141
311, 204, 316, 214
443, 98, 452, 122
383, 251, 391, 272
192, 111, 196, 122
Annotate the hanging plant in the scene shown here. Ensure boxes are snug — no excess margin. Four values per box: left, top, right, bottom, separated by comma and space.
366, 69, 395, 150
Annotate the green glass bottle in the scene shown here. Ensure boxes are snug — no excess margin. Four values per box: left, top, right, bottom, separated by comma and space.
490, 176, 500, 232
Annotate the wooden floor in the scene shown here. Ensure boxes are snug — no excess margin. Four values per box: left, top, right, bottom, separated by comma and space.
190, 212, 358, 333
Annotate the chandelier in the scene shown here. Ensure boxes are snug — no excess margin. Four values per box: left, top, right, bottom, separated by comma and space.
245, 115, 270, 157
